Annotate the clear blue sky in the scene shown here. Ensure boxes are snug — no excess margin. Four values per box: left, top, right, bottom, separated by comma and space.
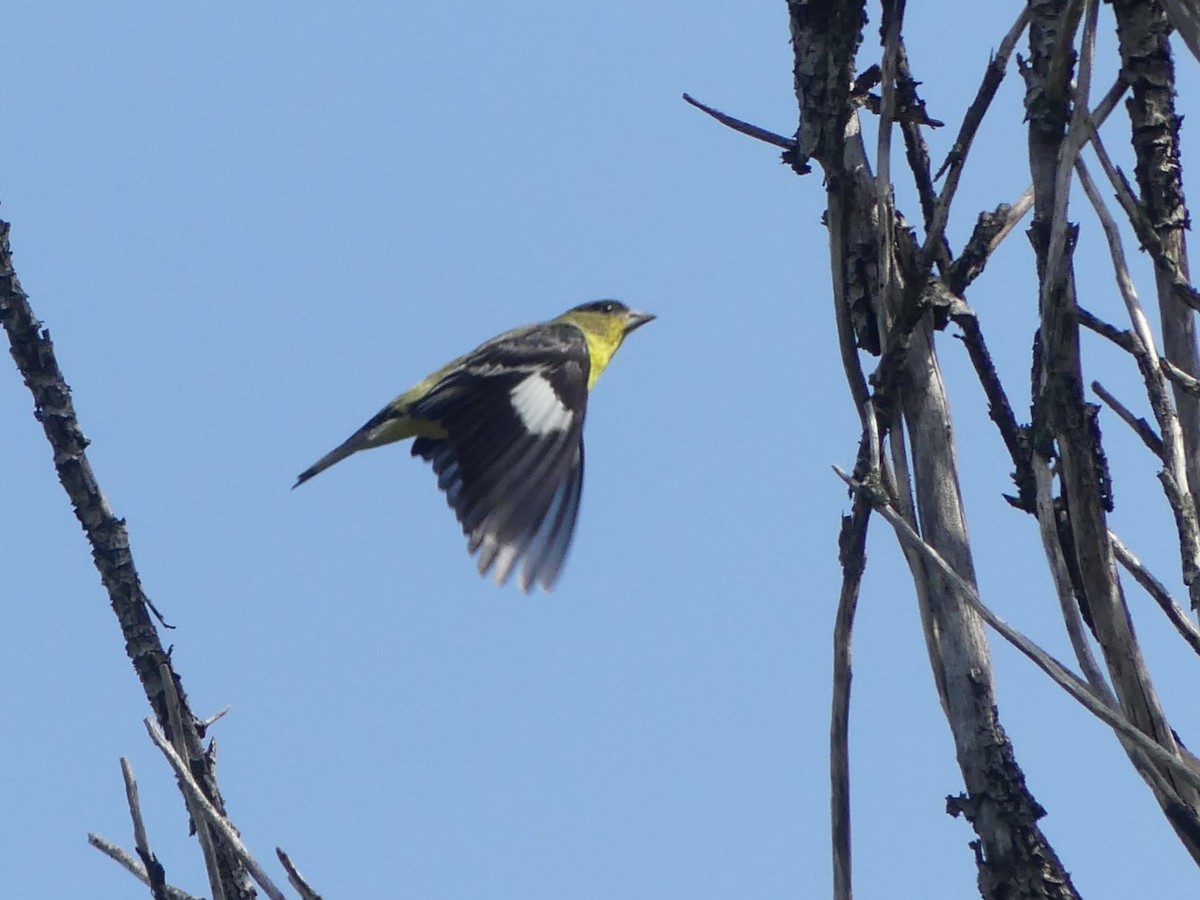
4, 2, 1199, 897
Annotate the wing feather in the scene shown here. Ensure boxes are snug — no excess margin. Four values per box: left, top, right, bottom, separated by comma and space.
408, 322, 590, 590
519, 442, 584, 591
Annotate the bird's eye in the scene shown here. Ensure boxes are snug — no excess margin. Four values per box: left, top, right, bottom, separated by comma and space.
576, 299, 622, 315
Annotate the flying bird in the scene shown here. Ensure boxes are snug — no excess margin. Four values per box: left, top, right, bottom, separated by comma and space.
295, 300, 654, 592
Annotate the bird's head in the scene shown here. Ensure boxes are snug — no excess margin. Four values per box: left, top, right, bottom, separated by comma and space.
562, 299, 655, 339
557, 299, 654, 388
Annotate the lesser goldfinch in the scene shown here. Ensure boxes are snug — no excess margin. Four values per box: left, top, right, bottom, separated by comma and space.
295, 300, 654, 592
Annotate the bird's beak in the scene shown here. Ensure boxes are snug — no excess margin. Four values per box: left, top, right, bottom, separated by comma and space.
623, 309, 656, 334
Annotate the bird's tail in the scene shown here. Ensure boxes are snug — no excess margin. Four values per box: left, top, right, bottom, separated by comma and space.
293, 405, 427, 489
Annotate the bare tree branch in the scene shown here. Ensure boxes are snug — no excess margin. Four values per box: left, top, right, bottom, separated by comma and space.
921, 7, 1029, 270
1092, 381, 1165, 457
786, 1, 1080, 894
1076, 150, 1200, 607
835, 466, 1200, 795
120, 758, 170, 900
680, 94, 795, 151
1111, 532, 1200, 656
1113, 0, 1200, 596
830, 424, 877, 900
277, 849, 324, 900
0, 219, 254, 899
88, 834, 203, 900
1163, 358, 1200, 397
144, 719, 287, 900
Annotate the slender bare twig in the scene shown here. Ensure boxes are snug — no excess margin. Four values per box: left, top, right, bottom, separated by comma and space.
1164, 0, 1200, 63
1085, 120, 1200, 314
950, 307, 1033, 506
1076, 155, 1200, 602
277, 848, 324, 900
934, 9, 1030, 182
1110, 532, 1200, 656
1079, 307, 1138, 352
87, 834, 202, 900
1092, 381, 1165, 457
198, 706, 232, 732
831, 504, 865, 900
1041, 0, 1094, 304
680, 94, 794, 150
1074, 158, 1159, 360
983, 78, 1126, 261
1090, 75, 1129, 127
920, 7, 1029, 267
143, 719, 288, 900
826, 187, 872, 417
1115, 0, 1200, 551
987, 189, 1035, 255
1163, 359, 1200, 397
121, 758, 169, 900
834, 467, 1200, 793
875, 0, 903, 318
896, 73, 942, 238
160, 666, 224, 900
1032, 458, 1115, 695
831, 408, 881, 900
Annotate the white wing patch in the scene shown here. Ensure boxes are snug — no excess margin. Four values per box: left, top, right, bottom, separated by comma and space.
509, 373, 573, 435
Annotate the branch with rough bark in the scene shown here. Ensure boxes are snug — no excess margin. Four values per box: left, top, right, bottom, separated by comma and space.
686, 0, 1200, 892
1, 218, 324, 898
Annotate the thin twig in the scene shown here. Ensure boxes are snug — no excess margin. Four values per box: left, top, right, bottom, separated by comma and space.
680, 94, 794, 150
198, 706, 232, 732
827, 188, 872, 417
920, 7, 1029, 267
934, 8, 1030, 182
1079, 307, 1138, 353
1164, 0, 1200, 63
834, 467, 1200, 793
1085, 116, 1200, 314
831, 504, 865, 900
277, 848, 324, 900
984, 77, 1126, 261
161, 666, 225, 900
1032, 457, 1114, 696
951, 307, 1034, 507
143, 719, 288, 900
874, 0, 904, 355
1040, 0, 1094, 306
87, 834, 202, 900
831, 413, 879, 900
896, 68, 941, 237
1110, 533, 1200, 657
1092, 381, 1165, 458
1077, 155, 1200, 602
121, 758, 169, 900
986, 190, 1035, 256
1163, 359, 1200, 398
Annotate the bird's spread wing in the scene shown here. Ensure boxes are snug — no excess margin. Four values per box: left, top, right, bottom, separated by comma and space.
409, 323, 590, 591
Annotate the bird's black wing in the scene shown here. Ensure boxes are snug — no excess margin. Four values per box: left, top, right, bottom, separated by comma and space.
409, 323, 590, 591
